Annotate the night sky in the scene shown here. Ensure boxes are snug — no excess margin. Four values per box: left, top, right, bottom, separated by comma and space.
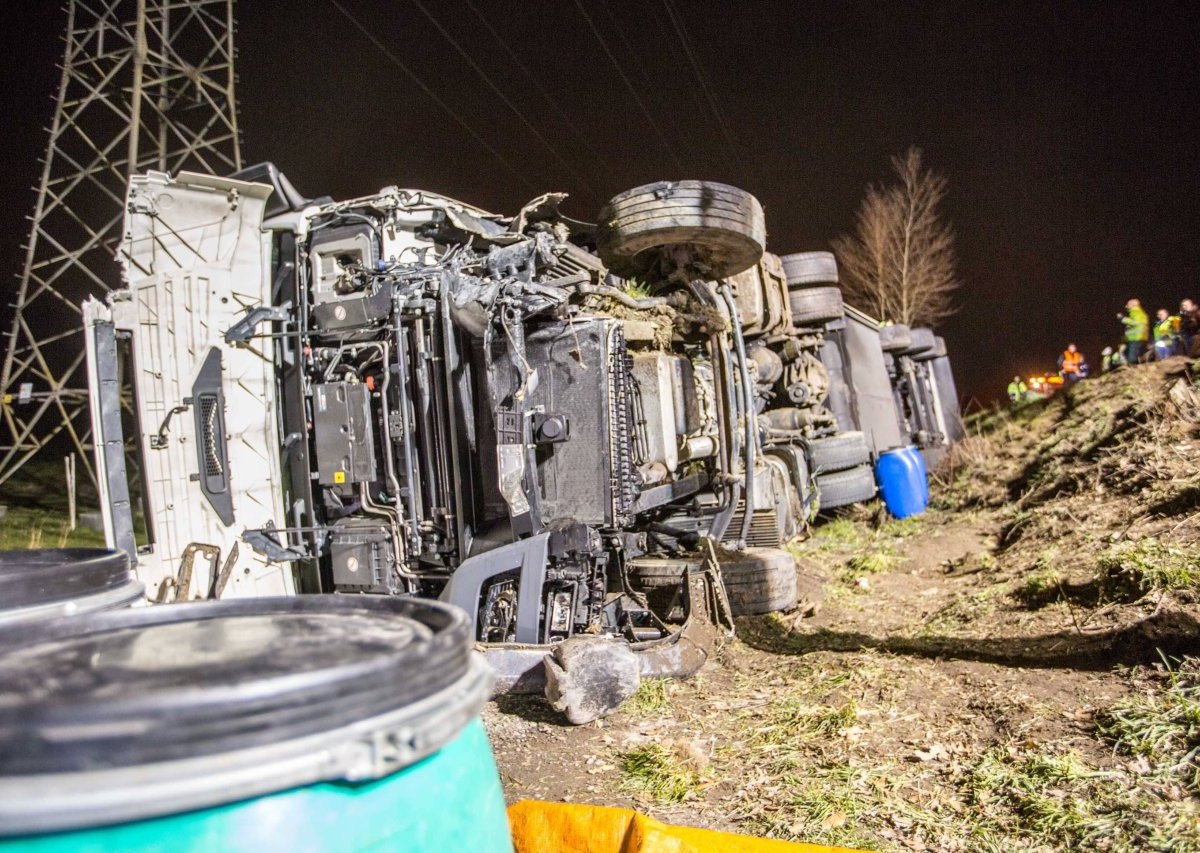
2, 1, 1198, 403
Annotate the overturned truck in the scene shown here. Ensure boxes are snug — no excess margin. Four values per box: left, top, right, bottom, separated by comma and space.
84, 168, 879, 715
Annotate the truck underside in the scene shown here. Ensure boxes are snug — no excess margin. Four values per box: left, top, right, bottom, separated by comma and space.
85, 166, 885, 705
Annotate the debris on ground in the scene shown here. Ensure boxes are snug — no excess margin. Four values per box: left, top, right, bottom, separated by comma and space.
485, 360, 1200, 851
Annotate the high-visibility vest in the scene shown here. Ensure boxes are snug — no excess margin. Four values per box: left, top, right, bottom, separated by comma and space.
1061, 350, 1082, 374
1155, 316, 1181, 341
1124, 307, 1149, 342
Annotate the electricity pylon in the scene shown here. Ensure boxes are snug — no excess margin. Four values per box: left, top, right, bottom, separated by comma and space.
0, 0, 241, 487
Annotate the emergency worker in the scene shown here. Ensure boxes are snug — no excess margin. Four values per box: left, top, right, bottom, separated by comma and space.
1007, 376, 1027, 406
1058, 343, 1083, 382
1153, 308, 1181, 360
1119, 299, 1149, 364
1181, 299, 1200, 357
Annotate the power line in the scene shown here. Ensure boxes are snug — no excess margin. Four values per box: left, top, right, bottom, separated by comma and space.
647, 4, 710, 121
462, 0, 617, 185
407, 0, 602, 204
326, 0, 536, 193
594, 0, 656, 89
568, 0, 687, 173
660, 0, 749, 185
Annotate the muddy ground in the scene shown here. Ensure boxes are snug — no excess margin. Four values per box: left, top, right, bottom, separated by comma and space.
485, 360, 1200, 851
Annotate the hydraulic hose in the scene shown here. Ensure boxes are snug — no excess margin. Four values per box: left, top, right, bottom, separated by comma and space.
690, 281, 738, 542
568, 283, 670, 310
720, 282, 756, 547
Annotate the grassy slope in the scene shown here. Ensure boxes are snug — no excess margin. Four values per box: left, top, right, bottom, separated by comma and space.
0, 458, 107, 550
488, 360, 1200, 851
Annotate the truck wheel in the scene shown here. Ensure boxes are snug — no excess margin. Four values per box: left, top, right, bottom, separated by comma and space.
780, 251, 839, 286
807, 431, 871, 473
816, 464, 877, 511
597, 181, 765, 279
718, 548, 799, 616
788, 286, 843, 325
878, 323, 913, 353
903, 327, 936, 356
913, 336, 948, 361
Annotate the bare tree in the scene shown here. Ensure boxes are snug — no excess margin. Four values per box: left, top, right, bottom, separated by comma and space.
833, 147, 959, 327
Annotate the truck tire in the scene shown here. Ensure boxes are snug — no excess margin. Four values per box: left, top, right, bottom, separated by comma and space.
807, 431, 871, 473
788, 285, 843, 325
597, 181, 765, 279
718, 548, 799, 616
903, 327, 936, 356
780, 251, 838, 286
913, 336, 948, 361
816, 464, 877, 511
878, 324, 913, 353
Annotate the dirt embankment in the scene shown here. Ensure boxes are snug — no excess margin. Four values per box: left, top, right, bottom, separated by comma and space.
486, 360, 1200, 851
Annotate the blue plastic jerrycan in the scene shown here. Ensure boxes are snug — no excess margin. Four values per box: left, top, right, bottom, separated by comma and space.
875, 445, 929, 518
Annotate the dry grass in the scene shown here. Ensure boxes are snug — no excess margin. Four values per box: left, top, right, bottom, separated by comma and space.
619, 743, 702, 804
722, 655, 1200, 851
1099, 657, 1200, 794
0, 505, 106, 551
1098, 539, 1200, 598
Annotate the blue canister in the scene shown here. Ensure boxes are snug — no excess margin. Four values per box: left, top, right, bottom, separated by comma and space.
904, 445, 930, 505
875, 446, 928, 519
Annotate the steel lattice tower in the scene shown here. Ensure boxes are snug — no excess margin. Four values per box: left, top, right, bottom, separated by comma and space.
0, 0, 241, 486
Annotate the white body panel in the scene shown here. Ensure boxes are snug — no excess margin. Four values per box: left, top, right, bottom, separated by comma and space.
102, 170, 294, 599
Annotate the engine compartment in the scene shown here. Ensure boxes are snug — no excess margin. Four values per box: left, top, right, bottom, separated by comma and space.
86, 169, 870, 701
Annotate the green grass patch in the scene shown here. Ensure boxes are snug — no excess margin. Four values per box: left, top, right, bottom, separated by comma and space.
967, 748, 1098, 842
1015, 563, 1064, 607
618, 743, 700, 804
846, 550, 898, 576
878, 516, 923, 539
803, 517, 908, 590
623, 678, 672, 715
739, 764, 897, 850
1099, 657, 1200, 793
809, 517, 868, 550
838, 548, 899, 591
753, 698, 859, 747
0, 505, 107, 551
962, 743, 1200, 851
1098, 539, 1200, 599
622, 280, 653, 300
747, 698, 858, 775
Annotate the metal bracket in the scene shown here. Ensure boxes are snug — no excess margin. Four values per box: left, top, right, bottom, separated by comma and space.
224, 300, 292, 345
439, 532, 550, 644
242, 523, 306, 563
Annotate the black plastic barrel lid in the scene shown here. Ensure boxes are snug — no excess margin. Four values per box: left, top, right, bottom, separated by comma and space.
0, 549, 132, 610
0, 596, 471, 774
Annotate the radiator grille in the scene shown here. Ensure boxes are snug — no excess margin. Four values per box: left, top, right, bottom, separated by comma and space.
726, 503, 783, 548
548, 243, 607, 280
606, 324, 638, 527
199, 394, 223, 478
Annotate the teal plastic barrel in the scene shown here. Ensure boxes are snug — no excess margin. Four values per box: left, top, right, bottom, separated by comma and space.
0, 548, 142, 625
0, 597, 511, 853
